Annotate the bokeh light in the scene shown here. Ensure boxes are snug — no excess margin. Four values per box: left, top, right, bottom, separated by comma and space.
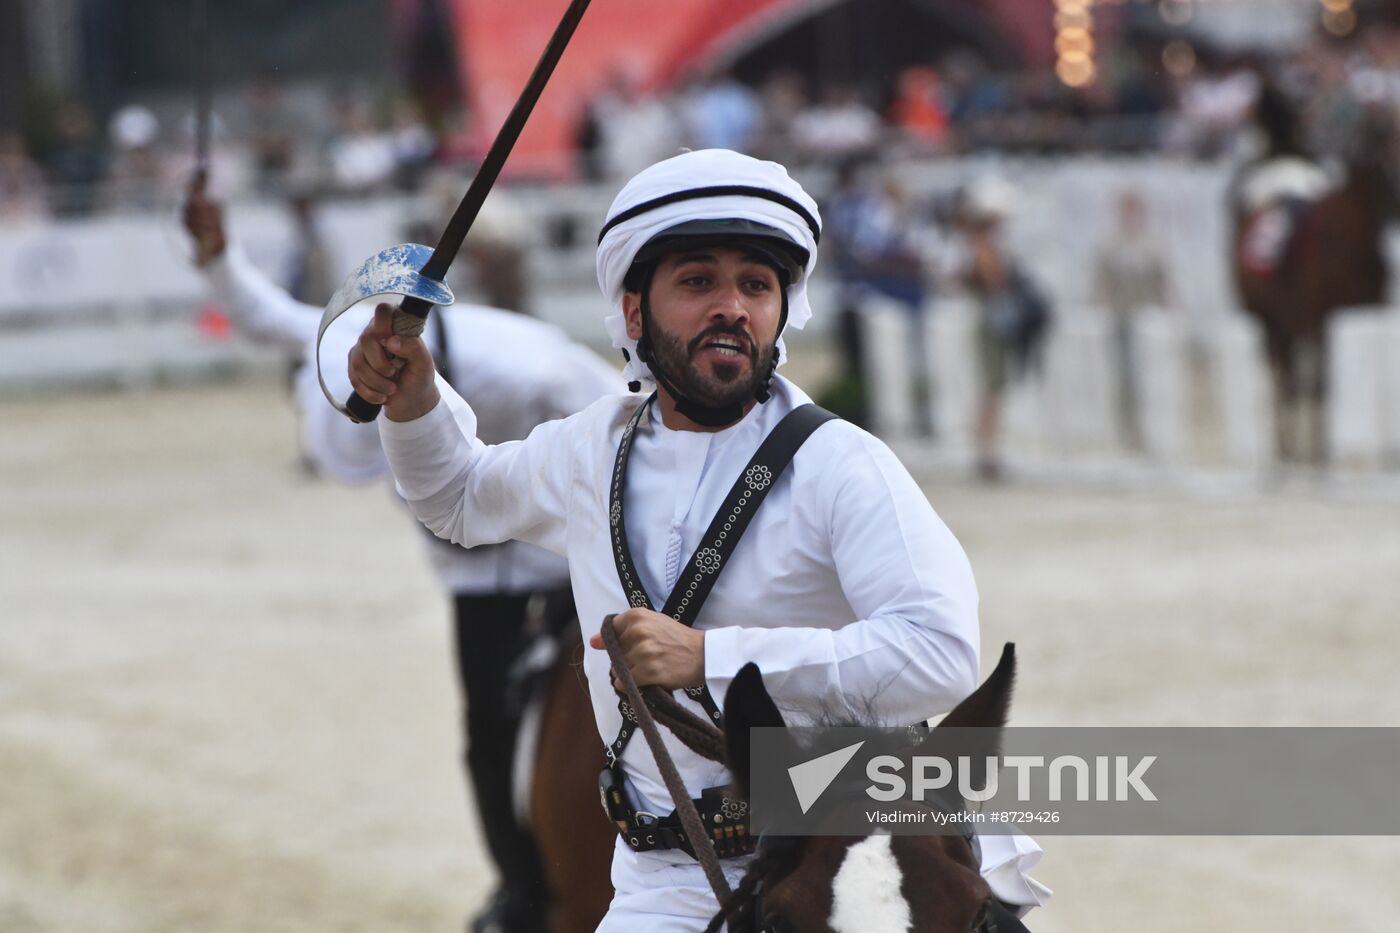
1158, 0, 1194, 26
1323, 6, 1357, 36
1055, 0, 1097, 88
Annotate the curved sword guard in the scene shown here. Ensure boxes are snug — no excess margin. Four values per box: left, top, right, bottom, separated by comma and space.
315, 243, 455, 422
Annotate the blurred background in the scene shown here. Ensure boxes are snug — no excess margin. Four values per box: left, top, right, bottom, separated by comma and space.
3, 1, 1400, 931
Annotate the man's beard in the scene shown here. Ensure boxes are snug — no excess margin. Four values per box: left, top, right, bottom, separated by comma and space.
647, 317, 775, 409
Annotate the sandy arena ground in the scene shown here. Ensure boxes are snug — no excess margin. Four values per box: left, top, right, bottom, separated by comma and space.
3, 379, 1400, 932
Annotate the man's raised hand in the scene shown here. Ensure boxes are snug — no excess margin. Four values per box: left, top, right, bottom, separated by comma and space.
347, 303, 440, 422
182, 176, 226, 267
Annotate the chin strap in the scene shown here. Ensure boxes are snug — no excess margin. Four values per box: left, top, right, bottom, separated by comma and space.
752, 300, 784, 405
626, 265, 788, 426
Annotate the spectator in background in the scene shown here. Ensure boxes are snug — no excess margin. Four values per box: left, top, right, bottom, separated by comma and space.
434, 105, 478, 168
943, 52, 1011, 147
249, 79, 296, 196
1093, 191, 1170, 451
326, 94, 396, 195
166, 107, 256, 205
888, 65, 952, 152
389, 96, 436, 192
681, 69, 763, 152
0, 133, 49, 221
285, 191, 335, 307
1306, 52, 1368, 162
1171, 59, 1260, 159
1102, 48, 1171, 149
574, 85, 608, 182
823, 159, 932, 429
45, 102, 107, 216
751, 68, 808, 163
104, 105, 168, 212
596, 71, 683, 180
791, 83, 884, 164
959, 175, 1049, 481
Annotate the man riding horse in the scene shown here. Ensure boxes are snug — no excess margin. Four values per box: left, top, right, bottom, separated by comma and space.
1233, 78, 1396, 463
347, 149, 1049, 929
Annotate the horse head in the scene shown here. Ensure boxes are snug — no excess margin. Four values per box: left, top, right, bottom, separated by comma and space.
715, 644, 1018, 933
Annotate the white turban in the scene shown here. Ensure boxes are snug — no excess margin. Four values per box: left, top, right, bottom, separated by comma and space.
596, 149, 822, 389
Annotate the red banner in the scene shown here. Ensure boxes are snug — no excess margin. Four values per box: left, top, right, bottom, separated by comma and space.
449, 0, 806, 178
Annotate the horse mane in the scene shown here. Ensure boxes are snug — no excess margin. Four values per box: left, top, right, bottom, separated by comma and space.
787, 695, 900, 731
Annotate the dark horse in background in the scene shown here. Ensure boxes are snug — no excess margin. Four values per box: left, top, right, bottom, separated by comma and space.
1232, 81, 1398, 463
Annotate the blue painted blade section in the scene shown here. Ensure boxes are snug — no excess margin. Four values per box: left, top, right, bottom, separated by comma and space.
324, 243, 455, 315
315, 243, 457, 415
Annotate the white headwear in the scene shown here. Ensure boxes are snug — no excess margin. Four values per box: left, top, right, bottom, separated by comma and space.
111, 105, 159, 149
596, 149, 822, 389
963, 174, 1017, 221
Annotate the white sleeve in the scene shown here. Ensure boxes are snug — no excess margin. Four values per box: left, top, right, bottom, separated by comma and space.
293, 317, 389, 486
703, 435, 980, 723
377, 381, 583, 556
203, 243, 322, 352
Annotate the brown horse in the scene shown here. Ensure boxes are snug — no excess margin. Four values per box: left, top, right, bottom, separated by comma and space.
525, 630, 615, 932
522, 638, 1021, 933
707, 645, 1019, 933
1232, 97, 1397, 463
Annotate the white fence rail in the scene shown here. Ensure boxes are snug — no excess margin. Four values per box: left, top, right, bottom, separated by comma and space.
864, 300, 1400, 474
3, 156, 1399, 476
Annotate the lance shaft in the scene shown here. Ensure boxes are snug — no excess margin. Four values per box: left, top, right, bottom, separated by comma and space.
192, 0, 211, 186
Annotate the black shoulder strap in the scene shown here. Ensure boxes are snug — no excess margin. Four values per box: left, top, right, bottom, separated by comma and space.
603, 398, 837, 769
657, 402, 837, 624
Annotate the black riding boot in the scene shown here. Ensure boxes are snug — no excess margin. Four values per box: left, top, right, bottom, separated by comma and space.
454, 593, 551, 933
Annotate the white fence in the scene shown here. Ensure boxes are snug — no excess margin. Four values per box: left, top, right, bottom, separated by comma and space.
863, 300, 1400, 474
3, 155, 1399, 475
1327, 309, 1400, 469
0, 199, 410, 389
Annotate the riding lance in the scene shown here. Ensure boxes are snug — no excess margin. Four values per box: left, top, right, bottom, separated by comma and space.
317, 0, 595, 422
188, 0, 211, 192
176, 0, 213, 208
195, 0, 212, 183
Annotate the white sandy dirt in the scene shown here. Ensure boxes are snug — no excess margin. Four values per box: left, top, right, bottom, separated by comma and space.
3, 381, 1399, 932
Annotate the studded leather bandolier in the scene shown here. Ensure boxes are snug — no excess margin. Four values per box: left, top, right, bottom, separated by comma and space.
599, 394, 835, 860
